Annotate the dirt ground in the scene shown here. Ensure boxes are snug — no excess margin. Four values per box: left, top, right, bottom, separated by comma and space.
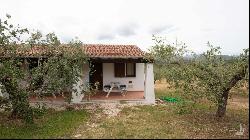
228, 96, 249, 110
70, 82, 249, 139
155, 80, 249, 110
27, 81, 249, 139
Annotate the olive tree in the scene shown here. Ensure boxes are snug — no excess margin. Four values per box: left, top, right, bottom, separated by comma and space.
0, 14, 88, 123
149, 35, 249, 117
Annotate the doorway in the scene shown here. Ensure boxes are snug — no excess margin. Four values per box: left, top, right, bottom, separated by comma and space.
89, 62, 103, 90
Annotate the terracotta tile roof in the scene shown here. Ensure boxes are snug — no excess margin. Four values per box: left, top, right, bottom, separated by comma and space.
82, 44, 145, 58
0, 45, 84, 58
15, 46, 55, 57
0, 44, 145, 58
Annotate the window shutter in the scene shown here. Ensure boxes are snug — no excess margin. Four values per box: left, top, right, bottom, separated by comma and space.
114, 63, 125, 77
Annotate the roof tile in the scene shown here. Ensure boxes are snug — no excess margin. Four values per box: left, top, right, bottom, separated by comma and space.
83, 44, 144, 58
1, 44, 145, 58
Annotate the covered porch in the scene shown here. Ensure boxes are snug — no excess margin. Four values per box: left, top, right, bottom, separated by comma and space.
71, 44, 155, 104
29, 91, 144, 104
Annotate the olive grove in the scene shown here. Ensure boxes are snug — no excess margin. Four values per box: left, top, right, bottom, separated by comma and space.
0, 14, 88, 123
149, 35, 249, 117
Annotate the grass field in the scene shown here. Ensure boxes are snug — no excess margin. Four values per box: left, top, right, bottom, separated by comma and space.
0, 110, 89, 139
74, 104, 248, 139
0, 81, 248, 139
71, 82, 248, 139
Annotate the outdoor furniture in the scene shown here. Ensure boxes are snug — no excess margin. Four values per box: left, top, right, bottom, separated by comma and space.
119, 85, 127, 96
104, 82, 127, 97
103, 85, 111, 92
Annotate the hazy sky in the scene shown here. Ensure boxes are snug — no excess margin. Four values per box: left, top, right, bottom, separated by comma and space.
1, 0, 249, 55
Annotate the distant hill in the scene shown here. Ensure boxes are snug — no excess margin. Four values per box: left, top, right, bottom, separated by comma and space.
219, 55, 237, 60
183, 54, 237, 61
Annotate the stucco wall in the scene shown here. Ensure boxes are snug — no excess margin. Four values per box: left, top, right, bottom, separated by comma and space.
71, 62, 90, 103
0, 86, 2, 96
144, 63, 155, 104
102, 63, 145, 91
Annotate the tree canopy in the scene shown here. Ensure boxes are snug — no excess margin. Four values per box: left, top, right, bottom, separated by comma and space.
0, 14, 88, 123
149, 35, 249, 117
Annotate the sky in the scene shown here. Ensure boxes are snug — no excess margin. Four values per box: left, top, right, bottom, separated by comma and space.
0, 0, 249, 55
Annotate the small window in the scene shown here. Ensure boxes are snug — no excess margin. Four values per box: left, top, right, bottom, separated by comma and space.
114, 63, 136, 77
126, 63, 136, 77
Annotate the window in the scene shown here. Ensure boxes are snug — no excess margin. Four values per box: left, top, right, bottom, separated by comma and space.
114, 63, 136, 77
114, 63, 125, 77
126, 63, 136, 77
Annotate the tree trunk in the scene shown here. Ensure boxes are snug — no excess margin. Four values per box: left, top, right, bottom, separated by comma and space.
10, 107, 19, 119
216, 64, 247, 117
216, 91, 229, 117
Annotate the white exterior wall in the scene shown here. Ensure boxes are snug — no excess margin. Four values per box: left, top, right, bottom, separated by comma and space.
0, 84, 9, 99
0, 84, 4, 97
103, 63, 145, 91
71, 63, 89, 103
144, 63, 155, 104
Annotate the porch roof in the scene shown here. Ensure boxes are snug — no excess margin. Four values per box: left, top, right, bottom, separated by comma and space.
83, 44, 145, 58
1, 44, 144, 58
0, 44, 154, 62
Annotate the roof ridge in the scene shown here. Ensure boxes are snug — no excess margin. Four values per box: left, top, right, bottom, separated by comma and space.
82, 44, 144, 58
83, 44, 137, 46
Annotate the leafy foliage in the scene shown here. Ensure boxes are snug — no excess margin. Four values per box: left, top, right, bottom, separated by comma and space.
0, 14, 88, 123
149, 35, 249, 117
84, 81, 99, 101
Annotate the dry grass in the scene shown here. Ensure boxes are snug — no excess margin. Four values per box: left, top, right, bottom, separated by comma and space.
1, 81, 248, 139
70, 82, 249, 139
71, 103, 248, 139
154, 79, 172, 89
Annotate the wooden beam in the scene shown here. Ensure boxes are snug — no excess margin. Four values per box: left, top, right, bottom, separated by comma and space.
89, 57, 150, 63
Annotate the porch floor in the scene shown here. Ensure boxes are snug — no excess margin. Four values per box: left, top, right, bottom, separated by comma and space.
83, 91, 145, 101
29, 91, 145, 103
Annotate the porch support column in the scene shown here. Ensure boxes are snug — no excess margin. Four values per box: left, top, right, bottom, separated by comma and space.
71, 63, 90, 103
144, 63, 155, 104
0, 84, 9, 99
0, 84, 3, 97
71, 77, 84, 103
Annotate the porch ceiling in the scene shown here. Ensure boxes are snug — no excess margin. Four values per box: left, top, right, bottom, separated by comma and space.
89, 57, 147, 63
